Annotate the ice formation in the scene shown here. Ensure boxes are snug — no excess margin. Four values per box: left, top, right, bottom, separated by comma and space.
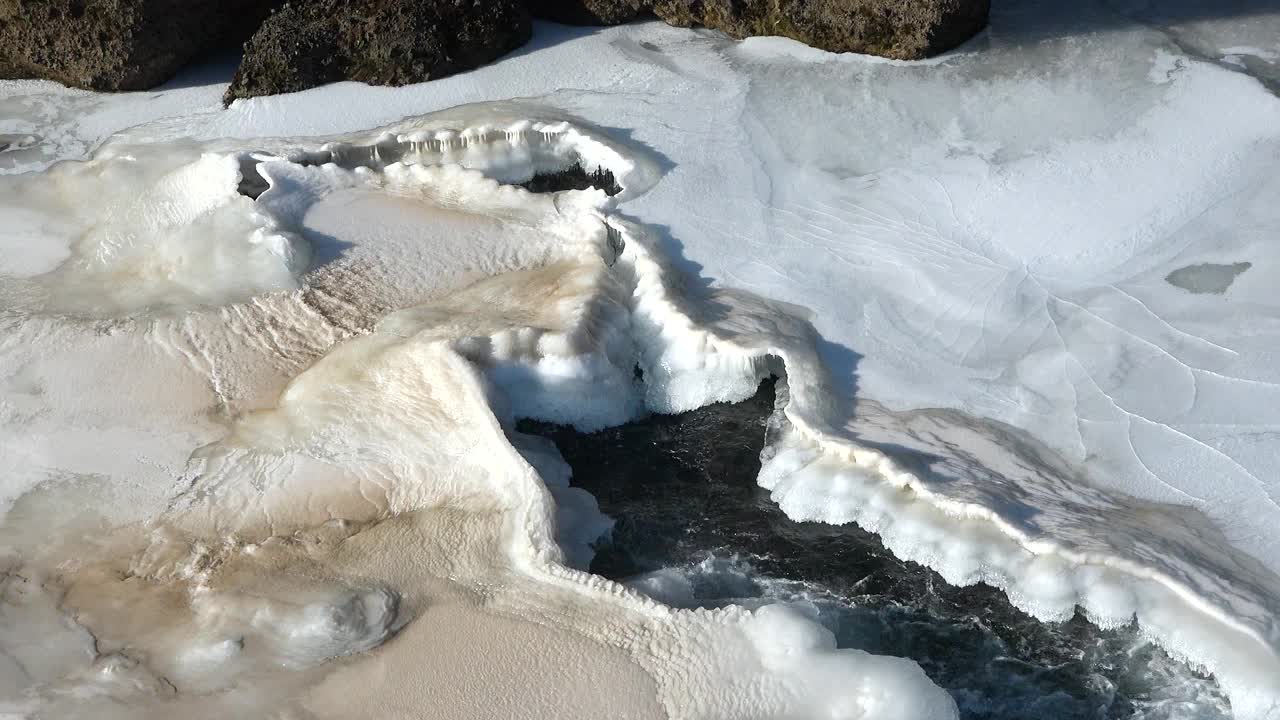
4, 1, 1280, 717
0, 149, 307, 314
0, 113, 958, 719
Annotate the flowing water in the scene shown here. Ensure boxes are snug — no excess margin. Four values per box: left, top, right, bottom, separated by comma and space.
521, 379, 1231, 719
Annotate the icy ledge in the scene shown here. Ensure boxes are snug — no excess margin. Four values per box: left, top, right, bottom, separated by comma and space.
256, 109, 1280, 716
610, 195, 1280, 717
0, 109, 646, 317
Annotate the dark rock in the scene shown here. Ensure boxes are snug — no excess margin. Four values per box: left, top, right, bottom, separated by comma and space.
519, 163, 622, 195
223, 0, 532, 106
526, 0, 646, 25
0, 0, 275, 90
528, 0, 988, 58
650, 0, 990, 59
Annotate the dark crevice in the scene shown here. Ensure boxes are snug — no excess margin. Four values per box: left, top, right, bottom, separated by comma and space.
517, 377, 1229, 719
236, 156, 270, 199
235, 152, 622, 200
519, 163, 622, 196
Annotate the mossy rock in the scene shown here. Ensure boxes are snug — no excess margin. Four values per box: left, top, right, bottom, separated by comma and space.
0, 0, 276, 90
223, 0, 532, 105
651, 0, 989, 59
526, 0, 647, 25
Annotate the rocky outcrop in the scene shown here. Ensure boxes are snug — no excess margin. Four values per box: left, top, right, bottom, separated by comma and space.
649, 0, 990, 59
525, 0, 988, 58
525, 0, 646, 25
223, 0, 532, 105
1, 0, 986, 99
0, 0, 275, 90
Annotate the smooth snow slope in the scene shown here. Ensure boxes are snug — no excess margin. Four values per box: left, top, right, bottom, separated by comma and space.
2, 0, 1280, 716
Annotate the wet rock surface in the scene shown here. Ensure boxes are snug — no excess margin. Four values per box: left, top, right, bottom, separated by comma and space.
0, 0, 275, 90
518, 378, 1229, 718
223, 0, 532, 105
650, 0, 991, 59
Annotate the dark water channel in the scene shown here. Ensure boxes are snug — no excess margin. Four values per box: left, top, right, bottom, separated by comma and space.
518, 378, 1230, 719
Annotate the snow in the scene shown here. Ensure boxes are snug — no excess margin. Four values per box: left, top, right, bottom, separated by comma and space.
0, 121, 958, 718
0, 150, 307, 314
3, 0, 1280, 717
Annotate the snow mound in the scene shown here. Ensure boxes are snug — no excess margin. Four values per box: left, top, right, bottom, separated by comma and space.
0, 113, 957, 719
0, 150, 307, 315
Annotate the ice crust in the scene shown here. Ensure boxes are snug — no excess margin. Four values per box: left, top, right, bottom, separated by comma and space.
0, 150, 307, 315
4, 2, 1280, 716
0, 117, 957, 719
